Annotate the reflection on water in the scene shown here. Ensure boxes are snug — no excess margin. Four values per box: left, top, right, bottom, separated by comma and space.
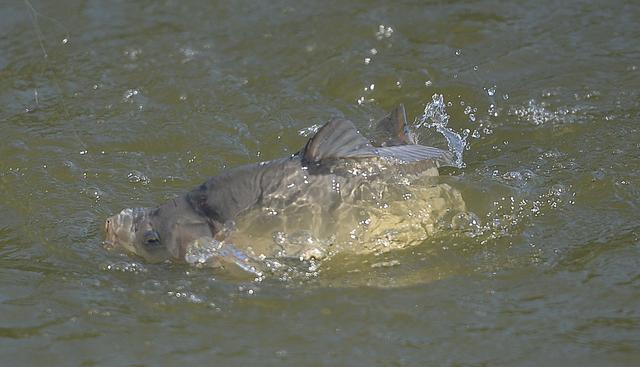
1, 0, 639, 365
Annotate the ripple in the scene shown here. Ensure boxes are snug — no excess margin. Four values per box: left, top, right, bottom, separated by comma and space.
508, 99, 583, 126
127, 170, 150, 185
102, 261, 147, 273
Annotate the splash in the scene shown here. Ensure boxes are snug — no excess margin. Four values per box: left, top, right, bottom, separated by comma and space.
416, 94, 468, 168
508, 99, 579, 126
184, 238, 265, 278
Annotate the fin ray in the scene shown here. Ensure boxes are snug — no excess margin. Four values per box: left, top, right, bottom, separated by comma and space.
301, 118, 374, 162
372, 104, 416, 146
375, 145, 456, 167
300, 114, 455, 167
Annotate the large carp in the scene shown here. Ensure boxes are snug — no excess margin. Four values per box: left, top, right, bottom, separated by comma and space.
104, 105, 466, 275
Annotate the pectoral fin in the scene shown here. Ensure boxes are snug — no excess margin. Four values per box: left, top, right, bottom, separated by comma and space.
185, 237, 264, 278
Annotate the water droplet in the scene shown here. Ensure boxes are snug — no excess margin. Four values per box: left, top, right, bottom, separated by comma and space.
487, 86, 496, 96
124, 48, 141, 60
376, 25, 394, 39
415, 94, 467, 168
298, 124, 321, 137
455, 49, 462, 56
128, 171, 150, 185
179, 47, 197, 62
123, 89, 139, 100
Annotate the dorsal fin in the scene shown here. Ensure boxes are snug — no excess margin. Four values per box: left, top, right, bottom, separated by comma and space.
300, 118, 375, 163
372, 104, 416, 146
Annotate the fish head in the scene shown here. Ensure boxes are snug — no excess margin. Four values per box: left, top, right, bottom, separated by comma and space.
104, 207, 170, 262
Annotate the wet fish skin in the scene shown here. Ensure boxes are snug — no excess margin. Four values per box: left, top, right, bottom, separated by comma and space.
104, 105, 457, 270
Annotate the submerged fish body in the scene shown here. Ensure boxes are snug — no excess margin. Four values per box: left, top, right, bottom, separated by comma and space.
232, 173, 465, 261
104, 105, 466, 274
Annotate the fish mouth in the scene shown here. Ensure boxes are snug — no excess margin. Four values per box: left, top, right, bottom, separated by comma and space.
103, 208, 149, 250
103, 214, 119, 249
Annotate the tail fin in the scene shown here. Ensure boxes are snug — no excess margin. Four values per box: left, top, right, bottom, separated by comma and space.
372, 104, 416, 146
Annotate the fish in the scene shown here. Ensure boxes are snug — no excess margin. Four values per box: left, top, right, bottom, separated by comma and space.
104, 105, 466, 275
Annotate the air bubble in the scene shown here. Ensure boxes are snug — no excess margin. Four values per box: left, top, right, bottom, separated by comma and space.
376, 25, 394, 39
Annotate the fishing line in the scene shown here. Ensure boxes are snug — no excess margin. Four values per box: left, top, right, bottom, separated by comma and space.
22, 0, 97, 249
23, 0, 88, 152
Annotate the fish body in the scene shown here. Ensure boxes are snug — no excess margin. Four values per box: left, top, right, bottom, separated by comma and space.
104, 105, 465, 273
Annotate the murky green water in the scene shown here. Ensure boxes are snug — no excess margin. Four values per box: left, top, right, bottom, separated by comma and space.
2, 0, 639, 365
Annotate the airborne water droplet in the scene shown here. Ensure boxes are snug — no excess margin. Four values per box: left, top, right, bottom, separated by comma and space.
415, 94, 467, 168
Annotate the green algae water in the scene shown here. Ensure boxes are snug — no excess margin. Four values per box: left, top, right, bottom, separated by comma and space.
1, 0, 639, 365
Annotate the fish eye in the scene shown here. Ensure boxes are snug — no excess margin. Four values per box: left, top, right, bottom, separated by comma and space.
143, 230, 161, 247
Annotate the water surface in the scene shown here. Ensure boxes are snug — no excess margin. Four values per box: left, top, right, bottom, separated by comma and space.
1, 0, 639, 365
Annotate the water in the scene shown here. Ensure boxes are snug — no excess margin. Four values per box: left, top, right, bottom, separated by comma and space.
417, 93, 468, 168
1, 0, 639, 365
